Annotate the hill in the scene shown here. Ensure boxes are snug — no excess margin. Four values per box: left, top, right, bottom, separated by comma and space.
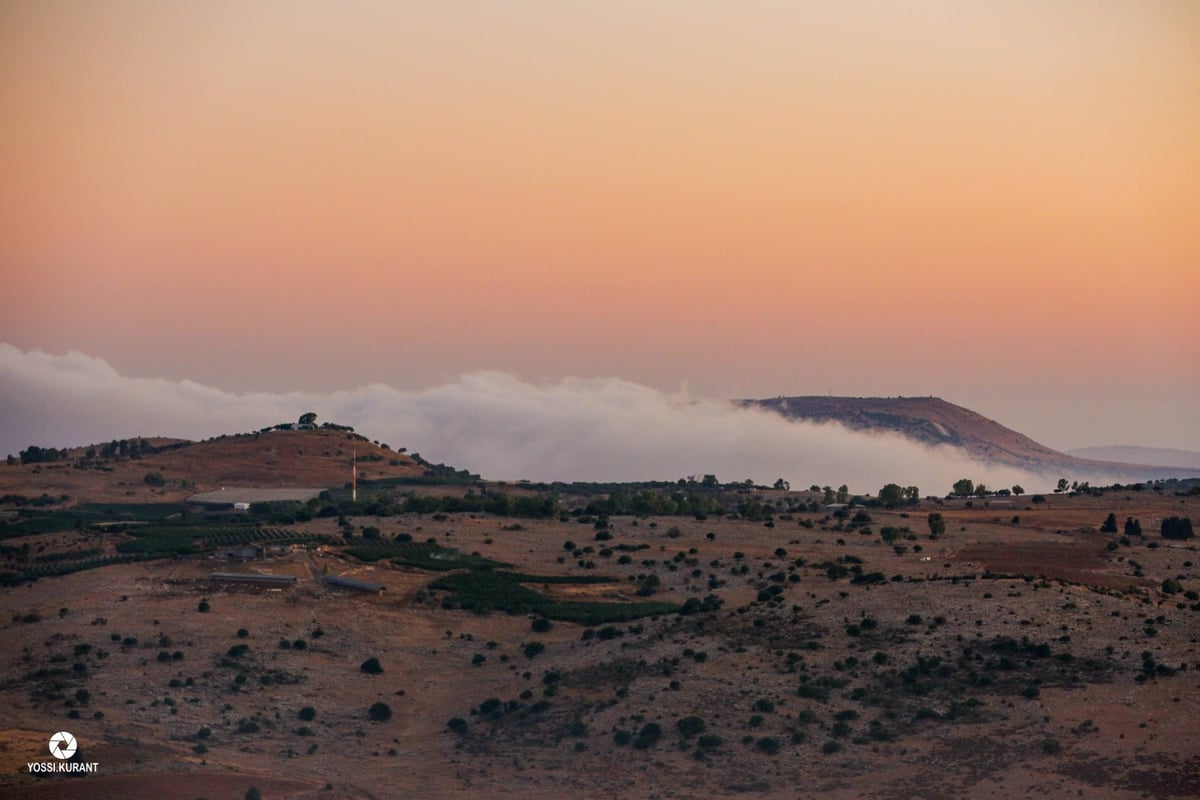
745, 395, 1194, 482
0, 429, 423, 504
1067, 445, 1200, 471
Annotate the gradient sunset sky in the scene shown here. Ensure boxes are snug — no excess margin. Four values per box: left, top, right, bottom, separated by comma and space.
1, 1, 1197, 451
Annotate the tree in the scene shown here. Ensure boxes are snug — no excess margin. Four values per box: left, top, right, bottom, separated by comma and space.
701, 474, 719, 487
836, 485, 849, 504
1100, 513, 1118, 533
368, 701, 392, 721
1161, 517, 1194, 540
773, 478, 790, 491
974, 483, 989, 498
822, 487, 836, 504
952, 479, 974, 497
1124, 517, 1142, 536
245, 788, 262, 800
299, 412, 318, 426
904, 486, 920, 504
1055, 478, 1069, 493
878, 484, 905, 508
1011, 485, 1024, 496
360, 657, 383, 674
927, 512, 946, 539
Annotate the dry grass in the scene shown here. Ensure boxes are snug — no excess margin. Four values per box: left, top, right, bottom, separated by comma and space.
0, 483, 1197, 798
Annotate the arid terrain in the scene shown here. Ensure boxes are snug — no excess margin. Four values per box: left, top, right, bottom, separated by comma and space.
1, 430, 1197, 799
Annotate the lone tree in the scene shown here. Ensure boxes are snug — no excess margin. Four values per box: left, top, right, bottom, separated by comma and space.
927, 512, 946, 539
1011, 484, 1024, 496
1161, 517, 1194, 540
1100, 513, 1118, 533
952, 479, 974, 497
878, 483, 905, 508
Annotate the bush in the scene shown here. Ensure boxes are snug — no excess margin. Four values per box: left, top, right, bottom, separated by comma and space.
298, 706, 316, 722
755, 736, 780, 754
677, 716, 706, 738
632, 722, 662, 749
531, 617, 552, 633
360, 657, 383, 674
245, 788, 262, 800
368, 702, 392, 721
198, 599, 210, 613
447, 717, 468, 735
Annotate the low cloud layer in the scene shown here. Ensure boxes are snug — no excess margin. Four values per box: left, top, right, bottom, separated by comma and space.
0, 343, 1048, 494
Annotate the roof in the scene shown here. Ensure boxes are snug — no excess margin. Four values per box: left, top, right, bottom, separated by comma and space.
211, 572, 296, 584
321, 574, 385, 593
188, 487, 324, 505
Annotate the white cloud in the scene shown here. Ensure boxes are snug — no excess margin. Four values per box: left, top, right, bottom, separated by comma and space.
0, 343, 1048, 493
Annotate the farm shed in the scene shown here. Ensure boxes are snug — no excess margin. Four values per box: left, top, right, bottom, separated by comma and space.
321, 574, 385, 594
211, 572, 296, 585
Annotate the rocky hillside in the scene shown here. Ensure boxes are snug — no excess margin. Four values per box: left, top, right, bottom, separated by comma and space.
745, 396, 1194, 481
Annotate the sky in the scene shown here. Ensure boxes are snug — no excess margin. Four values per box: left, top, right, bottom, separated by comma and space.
1, 1, 1198, 455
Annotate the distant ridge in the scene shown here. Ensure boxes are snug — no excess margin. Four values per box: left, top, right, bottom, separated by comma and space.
745, 396, 1196, 481
1067, 446, 1200, 471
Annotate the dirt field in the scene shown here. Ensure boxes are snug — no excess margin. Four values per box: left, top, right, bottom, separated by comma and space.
1, 488, 1197, 798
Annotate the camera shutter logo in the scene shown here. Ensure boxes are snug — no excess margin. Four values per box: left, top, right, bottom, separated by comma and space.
49, 731, 77, 760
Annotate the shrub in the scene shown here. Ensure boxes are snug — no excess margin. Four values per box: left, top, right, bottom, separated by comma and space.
198, 600, 210, 613
677, 716, 706, 738
298, 706, 316, 722
245, 788, 262, 800
368, 702, 392, 721
531, 617, 552, 633
523, 642, 545, 659
447, 717, 468, 734
632, 722, 662, 749
360, 657, 383, 675
822, 740, 842, 755
755, 736, 780, 754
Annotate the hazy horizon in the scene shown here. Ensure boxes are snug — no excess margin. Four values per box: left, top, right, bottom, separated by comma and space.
4, 341, 1193, 496
2, 3, 1197, 458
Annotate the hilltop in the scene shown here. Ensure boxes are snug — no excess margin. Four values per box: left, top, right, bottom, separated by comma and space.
0, 429, 423, 504
745, 395, 1193, 481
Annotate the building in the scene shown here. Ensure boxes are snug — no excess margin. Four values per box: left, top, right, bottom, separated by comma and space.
211, 572, 296, 585
321, 574, 385, 595
214, 547, 261, 561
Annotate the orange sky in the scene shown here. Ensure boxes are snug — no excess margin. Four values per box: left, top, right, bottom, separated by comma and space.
1, 1, 1197, 449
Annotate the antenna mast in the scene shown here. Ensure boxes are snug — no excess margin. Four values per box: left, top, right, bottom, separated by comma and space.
352, 449, 357, 502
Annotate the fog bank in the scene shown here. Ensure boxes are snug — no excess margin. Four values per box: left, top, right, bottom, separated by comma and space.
0, 343, 1048, 494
